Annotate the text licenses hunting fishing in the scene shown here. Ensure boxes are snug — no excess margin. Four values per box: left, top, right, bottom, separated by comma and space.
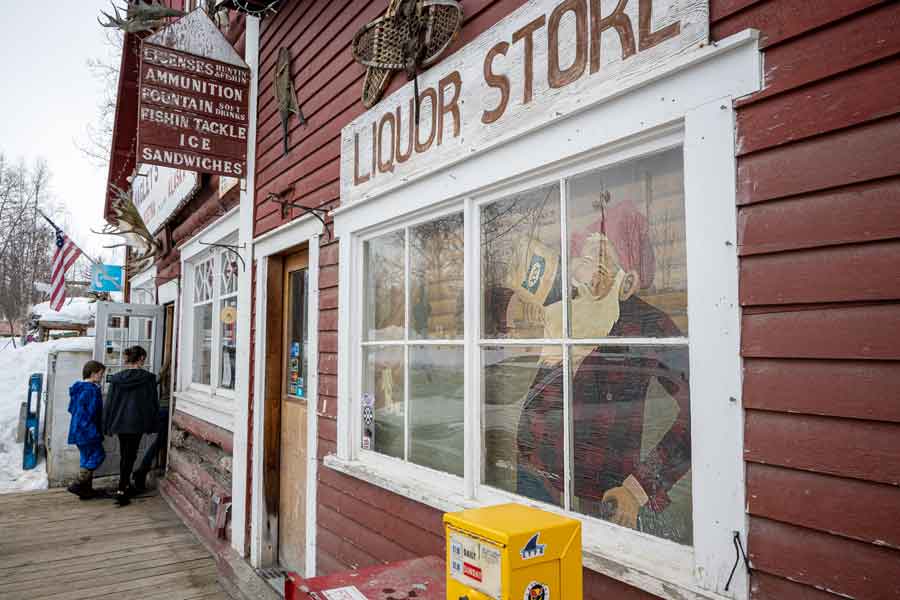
138, 43, 251, 177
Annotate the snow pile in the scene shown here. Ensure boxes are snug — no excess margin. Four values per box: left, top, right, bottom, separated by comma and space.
0, 337, 94, 493
30, 297, 96, 325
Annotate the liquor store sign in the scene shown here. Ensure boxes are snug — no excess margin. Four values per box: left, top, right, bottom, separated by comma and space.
137, 43, 250, 177
341, 0, 708, 204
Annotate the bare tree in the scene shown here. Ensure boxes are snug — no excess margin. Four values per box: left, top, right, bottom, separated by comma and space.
0, 156, 58, 335
76, 29, 123, 167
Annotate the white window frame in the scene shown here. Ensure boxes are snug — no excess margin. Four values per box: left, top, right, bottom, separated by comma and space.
330, 31, 761, 600
178, 207, 240, 431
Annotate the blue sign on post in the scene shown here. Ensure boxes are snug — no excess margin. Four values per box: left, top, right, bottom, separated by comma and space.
90, 264, 124, 292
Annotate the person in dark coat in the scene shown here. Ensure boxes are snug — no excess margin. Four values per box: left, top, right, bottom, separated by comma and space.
104, 345, 159, 505
66, 360, 106, 499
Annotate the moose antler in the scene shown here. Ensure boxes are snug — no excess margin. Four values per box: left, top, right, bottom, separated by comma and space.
98, 1, 186, 33
93, 183, 161, 273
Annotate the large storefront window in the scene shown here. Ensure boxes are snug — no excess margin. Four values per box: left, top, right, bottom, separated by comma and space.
188, 245, 239, 393
360, 149, 691, 544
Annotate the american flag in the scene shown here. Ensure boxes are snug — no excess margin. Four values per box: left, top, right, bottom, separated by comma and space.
50, 229, 81, 311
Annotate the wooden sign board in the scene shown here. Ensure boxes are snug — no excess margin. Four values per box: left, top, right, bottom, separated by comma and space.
137, 9, 250, 178
340, 0, 708, 205
132, 164, 200, 233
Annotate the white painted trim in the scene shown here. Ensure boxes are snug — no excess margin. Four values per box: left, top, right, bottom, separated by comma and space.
179, 207, 240, 262
178, 214, 241, 433
683, 98, 747, 594
231, 13, 260, 558
157, 280, 179, 305
253, 212, 324, 258
250, 256, 267, 568
304, 235, 320, 578
249, 218, 322, 571
336, 234, 352, 460
331, 31, 760, 600
173, 390, 235, 431
129, 265, 157, 302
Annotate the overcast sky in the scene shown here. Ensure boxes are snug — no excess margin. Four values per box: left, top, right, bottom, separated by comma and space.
1, 1, 120, 258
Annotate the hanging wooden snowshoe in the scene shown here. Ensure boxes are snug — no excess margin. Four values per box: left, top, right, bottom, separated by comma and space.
352, 0, 463, 109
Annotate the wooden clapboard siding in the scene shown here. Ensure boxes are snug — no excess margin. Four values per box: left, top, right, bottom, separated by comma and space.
739, 240, 900, 305
248, 2, 900, 598
737, 177, 900, 256
743, 359, 900, 423
742, 303, 900, 360
716, 0, 900, 597
745, 410, 900, 486
253, 2, 647, 596
748, 517, 900, 599
747, 463, 900, 550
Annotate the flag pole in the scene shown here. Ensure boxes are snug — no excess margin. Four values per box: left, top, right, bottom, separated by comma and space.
36, 209, 99, 266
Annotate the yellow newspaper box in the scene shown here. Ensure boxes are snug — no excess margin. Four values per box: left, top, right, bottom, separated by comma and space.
444, 504, 582, 600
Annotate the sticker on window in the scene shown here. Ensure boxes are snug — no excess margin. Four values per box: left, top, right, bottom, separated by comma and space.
361, 393, 375, 450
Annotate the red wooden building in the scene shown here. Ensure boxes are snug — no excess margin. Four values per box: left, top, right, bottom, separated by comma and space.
243, 1, 900, 598
104, 1, 900, 598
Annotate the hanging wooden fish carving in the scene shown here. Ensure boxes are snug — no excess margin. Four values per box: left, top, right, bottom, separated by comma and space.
275, 47, 306, 156
352, 0, 463, 109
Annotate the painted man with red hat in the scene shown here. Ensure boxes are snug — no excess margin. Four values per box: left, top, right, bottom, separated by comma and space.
512, 199, 690, 539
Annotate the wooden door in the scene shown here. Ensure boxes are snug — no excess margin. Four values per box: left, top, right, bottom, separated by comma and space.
278, 251, 309, 573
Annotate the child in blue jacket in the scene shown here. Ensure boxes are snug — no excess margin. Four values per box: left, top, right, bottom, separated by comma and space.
67, 360, 107, 499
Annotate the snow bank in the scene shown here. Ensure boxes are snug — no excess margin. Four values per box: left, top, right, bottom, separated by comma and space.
30, 297, 96, 325
0, 337, 94, 493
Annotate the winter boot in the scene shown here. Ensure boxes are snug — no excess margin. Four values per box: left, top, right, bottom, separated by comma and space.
132, 469, 148, 493
66, 468, 95, 500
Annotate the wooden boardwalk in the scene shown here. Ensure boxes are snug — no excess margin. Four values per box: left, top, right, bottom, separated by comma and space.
0, 488, 230, 600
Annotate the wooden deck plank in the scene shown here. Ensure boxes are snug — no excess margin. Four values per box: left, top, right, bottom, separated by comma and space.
36, 564, 219, 600
0, 542, 206, 584
3, 557, 213, 596
0, 533, 198, 571
0, 490, 227, 600
88, 573, 222, 600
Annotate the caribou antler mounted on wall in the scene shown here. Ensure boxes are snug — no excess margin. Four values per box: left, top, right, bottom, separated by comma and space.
93, 183, 161, 273
98, 1, 186, 33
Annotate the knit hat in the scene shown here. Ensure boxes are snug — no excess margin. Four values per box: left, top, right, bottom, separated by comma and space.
570, 200, 655, 289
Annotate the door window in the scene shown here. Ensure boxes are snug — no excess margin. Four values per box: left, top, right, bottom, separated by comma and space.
285, 268, 308, 399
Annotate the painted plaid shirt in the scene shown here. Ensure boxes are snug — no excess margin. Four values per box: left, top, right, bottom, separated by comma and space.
516, 296, 690, 511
